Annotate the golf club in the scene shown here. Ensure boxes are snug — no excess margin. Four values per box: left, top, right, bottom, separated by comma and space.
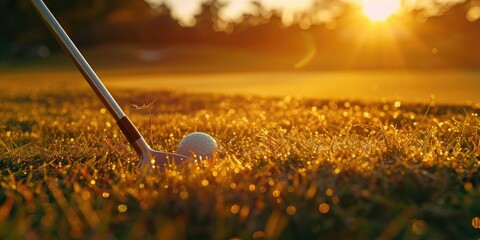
30, 0, 189, 170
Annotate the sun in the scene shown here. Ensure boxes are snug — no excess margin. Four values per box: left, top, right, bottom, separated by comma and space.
360, 0, 401, 22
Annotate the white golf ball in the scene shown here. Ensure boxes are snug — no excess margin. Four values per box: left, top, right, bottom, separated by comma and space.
177, 132, 218, 159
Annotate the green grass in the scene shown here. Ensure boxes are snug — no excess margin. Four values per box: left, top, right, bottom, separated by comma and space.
1, 82, 480, 239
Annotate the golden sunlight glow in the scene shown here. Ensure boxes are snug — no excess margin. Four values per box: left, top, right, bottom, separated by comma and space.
360, 0, 401, 22
145, 0, 475, 26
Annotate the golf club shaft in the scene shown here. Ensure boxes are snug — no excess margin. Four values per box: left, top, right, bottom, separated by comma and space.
30, 0, 144, 152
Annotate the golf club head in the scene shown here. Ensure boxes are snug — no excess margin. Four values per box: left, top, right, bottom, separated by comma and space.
139, 148, 189, 172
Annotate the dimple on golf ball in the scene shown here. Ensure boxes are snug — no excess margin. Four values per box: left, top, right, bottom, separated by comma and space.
176, 132, 218, 159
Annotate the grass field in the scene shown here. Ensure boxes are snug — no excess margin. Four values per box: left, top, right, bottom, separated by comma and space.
1, 70, 480, 239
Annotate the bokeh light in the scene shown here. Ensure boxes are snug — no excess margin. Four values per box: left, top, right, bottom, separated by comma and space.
144, 0, 475, 26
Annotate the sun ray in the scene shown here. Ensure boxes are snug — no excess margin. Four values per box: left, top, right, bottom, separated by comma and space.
344, 17, 407, 69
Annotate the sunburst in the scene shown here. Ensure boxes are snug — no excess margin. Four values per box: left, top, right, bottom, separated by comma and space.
360, 0, 401, 22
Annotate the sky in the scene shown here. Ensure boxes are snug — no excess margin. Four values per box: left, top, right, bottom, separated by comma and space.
144, 0, 478, 26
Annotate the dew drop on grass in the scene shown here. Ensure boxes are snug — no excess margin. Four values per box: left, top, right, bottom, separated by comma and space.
319, 203, 330, 214
272, 190, 280, 198
286, 205, 297, 215
117, 204, 127, 213
472, 217, 480, 229
268, 179, 275, 186
326, 188, 334, 197
201, 179, 209, 187
230, 204, 240, 214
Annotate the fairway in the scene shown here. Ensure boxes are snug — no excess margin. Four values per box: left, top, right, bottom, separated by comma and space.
2, 69, 480, 105
107, 70, 480, 105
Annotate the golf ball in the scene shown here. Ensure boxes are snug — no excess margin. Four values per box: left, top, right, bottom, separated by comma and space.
177, 132, 218, 159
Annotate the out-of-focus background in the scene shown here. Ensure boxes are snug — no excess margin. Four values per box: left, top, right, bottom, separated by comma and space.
1, 0, 479, 104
